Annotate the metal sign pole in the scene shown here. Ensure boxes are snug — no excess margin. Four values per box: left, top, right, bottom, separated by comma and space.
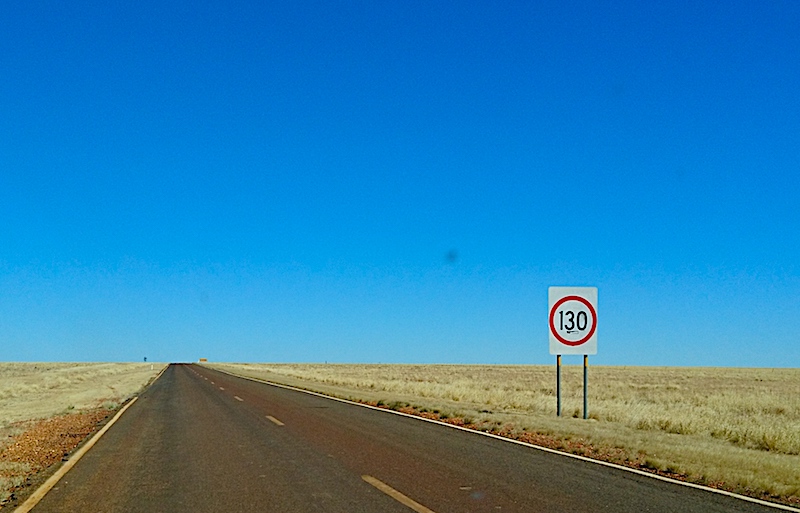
556, 354, 562, 417
583, 355, 588, 420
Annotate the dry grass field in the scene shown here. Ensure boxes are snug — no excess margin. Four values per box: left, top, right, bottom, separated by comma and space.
209, 363, 800, 505
0, 362, 163, 505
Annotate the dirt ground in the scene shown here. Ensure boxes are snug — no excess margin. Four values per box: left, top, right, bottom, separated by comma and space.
0, 408, 113, 509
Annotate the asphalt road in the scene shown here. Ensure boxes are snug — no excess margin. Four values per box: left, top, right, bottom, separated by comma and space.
30, 364, 785, 513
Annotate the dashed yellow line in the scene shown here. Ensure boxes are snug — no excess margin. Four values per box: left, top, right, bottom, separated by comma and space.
266, 415, 284, 426
362, 475, 437, 513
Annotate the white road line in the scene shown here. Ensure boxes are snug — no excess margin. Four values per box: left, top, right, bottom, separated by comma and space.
234, 396, 244, 402
362, 475, 437, 513
219, 387, 225, 390
266, 415, 284, 426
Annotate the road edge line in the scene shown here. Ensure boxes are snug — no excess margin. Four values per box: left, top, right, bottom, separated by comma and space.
206, 365, 800, 513
151, 363, 169, 383
12, 398, 138, 513
13, 364, 169, 513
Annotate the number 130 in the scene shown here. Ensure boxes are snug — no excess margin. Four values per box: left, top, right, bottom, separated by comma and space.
558, 310, 588, 331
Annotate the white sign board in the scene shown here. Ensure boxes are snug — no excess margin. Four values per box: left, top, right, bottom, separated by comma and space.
549, 287, 597, 355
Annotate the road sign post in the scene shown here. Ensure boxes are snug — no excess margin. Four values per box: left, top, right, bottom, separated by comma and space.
556, 354, 562, 417
583, 354, 588, 420
549, 287, 597, 419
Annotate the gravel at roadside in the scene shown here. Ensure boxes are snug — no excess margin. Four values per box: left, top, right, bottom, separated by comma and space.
0, 408, 112, 509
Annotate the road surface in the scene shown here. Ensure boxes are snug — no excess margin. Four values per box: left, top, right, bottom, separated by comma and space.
30, 364, 784, 512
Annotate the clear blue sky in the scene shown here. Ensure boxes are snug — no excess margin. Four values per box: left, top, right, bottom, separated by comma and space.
2, 1, 799, 366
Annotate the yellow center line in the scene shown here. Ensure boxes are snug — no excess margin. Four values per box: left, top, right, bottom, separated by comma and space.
234, 396, 244, 402
361, 475, 437, 513
266, 415, 284, 426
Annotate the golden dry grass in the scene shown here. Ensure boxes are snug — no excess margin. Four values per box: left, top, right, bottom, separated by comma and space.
0, 362, 164, 504
209, 363, 800, 503
0, 363, 163, 427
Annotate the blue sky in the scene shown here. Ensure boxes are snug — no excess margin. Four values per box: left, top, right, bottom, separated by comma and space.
2, 1, 799, 366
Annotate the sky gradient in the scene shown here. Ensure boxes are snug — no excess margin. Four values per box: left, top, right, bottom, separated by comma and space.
2, 1, 799, 366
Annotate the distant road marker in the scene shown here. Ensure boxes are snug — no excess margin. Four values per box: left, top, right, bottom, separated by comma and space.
234, 396, 244, 402
219, 387, 225, 390
362, 475, 437, 513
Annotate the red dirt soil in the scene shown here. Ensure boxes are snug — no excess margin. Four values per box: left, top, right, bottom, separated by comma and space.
0, 408, 111, 509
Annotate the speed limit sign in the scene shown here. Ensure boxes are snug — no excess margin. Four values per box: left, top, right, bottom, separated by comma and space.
549, 287, 597, 355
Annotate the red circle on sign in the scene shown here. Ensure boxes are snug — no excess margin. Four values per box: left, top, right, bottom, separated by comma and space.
549, 295, 597, 346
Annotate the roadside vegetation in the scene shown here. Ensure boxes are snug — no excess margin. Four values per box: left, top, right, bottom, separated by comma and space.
0, 363, 163, 507
209, 363, 800, 506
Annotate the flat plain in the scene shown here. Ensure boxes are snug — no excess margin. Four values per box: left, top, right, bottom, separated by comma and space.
0, 362, 163, 505
209, 363, 800, 505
